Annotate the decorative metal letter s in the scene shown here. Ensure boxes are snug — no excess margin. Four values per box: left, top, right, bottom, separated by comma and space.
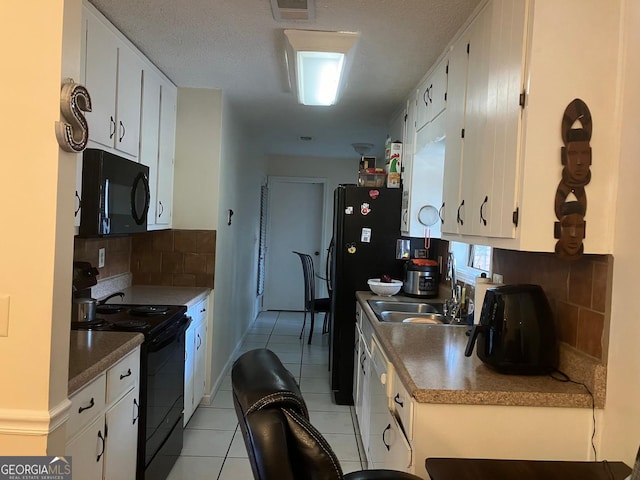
55, 78, 92, 152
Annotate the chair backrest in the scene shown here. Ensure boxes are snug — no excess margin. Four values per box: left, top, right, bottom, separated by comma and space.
293, 251, 316, 309
231, 348, 344, 480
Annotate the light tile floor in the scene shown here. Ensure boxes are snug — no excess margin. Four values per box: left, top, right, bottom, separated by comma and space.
167, 310, 365, 480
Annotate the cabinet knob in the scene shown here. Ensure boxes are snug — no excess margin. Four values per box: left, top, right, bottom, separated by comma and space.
380, 373, 387, 385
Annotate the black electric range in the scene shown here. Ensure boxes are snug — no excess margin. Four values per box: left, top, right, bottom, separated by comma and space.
71, 303, 190, 480
72, 303, 188, 337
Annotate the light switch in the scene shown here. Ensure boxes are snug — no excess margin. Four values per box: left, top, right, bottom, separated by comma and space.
0, 294, 9, 337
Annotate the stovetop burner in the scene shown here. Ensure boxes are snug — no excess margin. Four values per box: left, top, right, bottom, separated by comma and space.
110, 319, 150, 329
71, 318, 108, 329
96, 304, 126, 314
70, 304, 187, 337
129, 306, 170, 315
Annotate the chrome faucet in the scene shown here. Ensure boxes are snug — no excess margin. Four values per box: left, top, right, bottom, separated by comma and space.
444, 252, 461, 322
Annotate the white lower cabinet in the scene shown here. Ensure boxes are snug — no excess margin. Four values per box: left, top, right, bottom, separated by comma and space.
103, 388, 139, 479
66, 347, 140, 480
367, 337, 412, 471
66, 415, 105, 480
354, 323, 371, 457
184, 296, 209, 425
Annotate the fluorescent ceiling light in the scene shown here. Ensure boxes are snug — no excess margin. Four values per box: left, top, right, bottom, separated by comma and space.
284, 30, 360, 106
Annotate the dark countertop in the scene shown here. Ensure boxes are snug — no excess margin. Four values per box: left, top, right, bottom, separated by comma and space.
100, 285, 210, 307
425, 458, 632, 480
69, 331, 143, 395
356, 291, 596, 408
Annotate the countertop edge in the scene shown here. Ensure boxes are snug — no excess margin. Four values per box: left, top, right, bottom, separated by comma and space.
68, 332, 144, 395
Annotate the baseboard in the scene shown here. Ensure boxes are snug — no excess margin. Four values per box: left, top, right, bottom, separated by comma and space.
0, 398, 71, 435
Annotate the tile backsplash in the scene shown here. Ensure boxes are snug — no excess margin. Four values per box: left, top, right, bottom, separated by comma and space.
74, 229, 216, 290
130, 230, 216, 288
492, 249, 611, 362
74, 236, 131, 279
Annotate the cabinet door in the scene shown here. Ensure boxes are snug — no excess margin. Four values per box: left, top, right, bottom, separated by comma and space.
459, 4, 492, 235
401, 95, 417, 234
156, 83, 176, 226
84, 11, 118, 150
184, 321, 196, 425
140, 69, 161, 226
417, 56, 449, 131
442, 29, 471, 234
103, 387, 139, 480
370, 410, 412, 472
193, 317, 207, 410
115, 44, 142, 156
478, 0, 527, 238
66, 416, 105, 480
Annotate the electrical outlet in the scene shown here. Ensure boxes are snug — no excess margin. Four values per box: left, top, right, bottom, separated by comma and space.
492, 273, 504, 284
98, 248, 106, 268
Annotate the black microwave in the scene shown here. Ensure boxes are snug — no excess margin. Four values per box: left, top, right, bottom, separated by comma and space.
79, 149, 150, 236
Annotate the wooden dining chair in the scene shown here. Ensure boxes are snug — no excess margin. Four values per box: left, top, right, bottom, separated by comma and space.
292, 251, 331, 344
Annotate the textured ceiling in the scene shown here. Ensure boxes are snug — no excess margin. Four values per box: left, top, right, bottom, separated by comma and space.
88, 0, 482, 160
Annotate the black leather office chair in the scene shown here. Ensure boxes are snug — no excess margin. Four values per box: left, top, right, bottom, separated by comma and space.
231, 348, 423, 480
293, 251, 331, 344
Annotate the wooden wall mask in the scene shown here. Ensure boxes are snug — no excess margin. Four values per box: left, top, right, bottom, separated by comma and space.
554, 99, 592, 260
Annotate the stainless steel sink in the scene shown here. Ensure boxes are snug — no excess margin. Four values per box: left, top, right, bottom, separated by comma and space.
379, 311, 447, 324
368, 300, 444, 315
367, 299, 452, 324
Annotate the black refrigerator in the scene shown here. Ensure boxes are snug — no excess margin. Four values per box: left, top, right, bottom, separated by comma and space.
329, 184, 403, 405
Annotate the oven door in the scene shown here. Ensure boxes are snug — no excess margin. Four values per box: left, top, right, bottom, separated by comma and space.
144, 316, 190, 471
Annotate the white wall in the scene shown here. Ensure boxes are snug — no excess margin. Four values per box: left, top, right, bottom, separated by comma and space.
208, 95, 266, 385
0, 0, 80, 453
601, 0, 640, 465
173, 88, 223, 229
174, 88, 266, 394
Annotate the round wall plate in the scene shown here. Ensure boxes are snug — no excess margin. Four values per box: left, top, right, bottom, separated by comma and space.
417, 205, 439, 226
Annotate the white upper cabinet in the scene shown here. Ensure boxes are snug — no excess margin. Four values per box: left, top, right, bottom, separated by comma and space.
440, 0, 620, 253
83, 7, 142, 158
401, 54, 448, 239
78, 1, 177, 234
139, 69, 162, 225
139, 68, 177, 229
155, 84, 177, 227
441, 31, 469, 235
416, 56, 449, 132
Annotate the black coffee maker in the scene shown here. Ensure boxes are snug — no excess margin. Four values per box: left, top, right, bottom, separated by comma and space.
465, 284, 558, 375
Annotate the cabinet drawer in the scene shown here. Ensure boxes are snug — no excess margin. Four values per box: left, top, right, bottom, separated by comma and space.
106, 349, 139, 404
391, 374, 413, 441
68, 374, 107, 440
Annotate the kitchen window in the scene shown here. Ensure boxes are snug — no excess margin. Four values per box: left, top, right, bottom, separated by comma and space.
449, 241, 492, 285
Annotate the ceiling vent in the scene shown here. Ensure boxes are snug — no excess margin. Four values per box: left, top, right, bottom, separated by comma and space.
270, 0, 315, 22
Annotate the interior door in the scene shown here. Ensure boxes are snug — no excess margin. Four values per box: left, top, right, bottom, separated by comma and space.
263, 177, 325, 311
